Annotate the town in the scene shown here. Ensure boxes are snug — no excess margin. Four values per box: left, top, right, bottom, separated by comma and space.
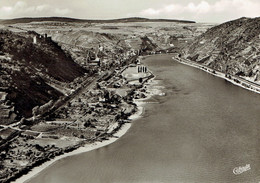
0, 20, 175, 182
0, 17, 213, 182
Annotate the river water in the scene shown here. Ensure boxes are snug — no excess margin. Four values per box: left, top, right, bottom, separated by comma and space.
28, 54, 260, 183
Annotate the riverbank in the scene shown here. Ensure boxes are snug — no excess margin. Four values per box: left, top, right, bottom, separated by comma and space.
12, 59, 154, 183
13, 98, 146, 183
24, 53, 260, 183
13, 124, 133, 183
174, 56, 260, 95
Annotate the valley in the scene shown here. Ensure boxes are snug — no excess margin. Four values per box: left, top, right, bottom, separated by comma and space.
0, 17, 213, 182
1, 15, 260, 183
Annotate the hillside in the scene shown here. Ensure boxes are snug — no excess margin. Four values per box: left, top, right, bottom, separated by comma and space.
0, 17, 196, 24
183, 17, 260, 83
0, 30, 86, 119
0, 18, 212, 183
0, 18, 209, 121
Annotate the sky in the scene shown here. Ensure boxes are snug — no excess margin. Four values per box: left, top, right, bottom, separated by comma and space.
0, 0, 259, 23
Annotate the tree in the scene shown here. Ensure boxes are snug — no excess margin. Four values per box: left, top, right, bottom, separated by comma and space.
139, 78, 143, 83
80, 135, 85, 139
35, 144, 44, 151
84, 121, 92, 128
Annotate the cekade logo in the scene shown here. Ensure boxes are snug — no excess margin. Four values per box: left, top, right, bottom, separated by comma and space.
233, 164, 251, 175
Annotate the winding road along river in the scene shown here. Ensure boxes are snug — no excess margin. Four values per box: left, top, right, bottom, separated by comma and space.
28, 54, 260, 183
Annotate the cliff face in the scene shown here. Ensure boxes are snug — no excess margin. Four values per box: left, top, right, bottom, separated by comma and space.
184, 17, 260, 82
0, 30, 86, 119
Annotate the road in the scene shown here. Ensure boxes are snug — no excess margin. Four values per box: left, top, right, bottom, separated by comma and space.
174, 56, 260, 94
0, 51, 138, 148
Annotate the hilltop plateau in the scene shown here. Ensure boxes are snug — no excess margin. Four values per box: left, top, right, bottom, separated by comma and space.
0, 17, 196, 24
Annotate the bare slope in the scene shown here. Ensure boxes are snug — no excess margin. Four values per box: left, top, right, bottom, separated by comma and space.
184, 17, 260, 82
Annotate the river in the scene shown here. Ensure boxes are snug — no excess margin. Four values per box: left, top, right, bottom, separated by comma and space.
27, 54, 260, 183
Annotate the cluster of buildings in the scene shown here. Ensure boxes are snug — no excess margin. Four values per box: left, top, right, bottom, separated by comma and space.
32, 33, 51, 44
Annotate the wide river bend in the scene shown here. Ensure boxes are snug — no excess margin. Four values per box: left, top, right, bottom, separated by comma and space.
28, 54, 260, 183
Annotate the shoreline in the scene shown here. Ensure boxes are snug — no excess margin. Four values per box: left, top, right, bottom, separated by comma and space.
12, 60, 153, 183
174, 57, 260, 95
13, 101, 145, 183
